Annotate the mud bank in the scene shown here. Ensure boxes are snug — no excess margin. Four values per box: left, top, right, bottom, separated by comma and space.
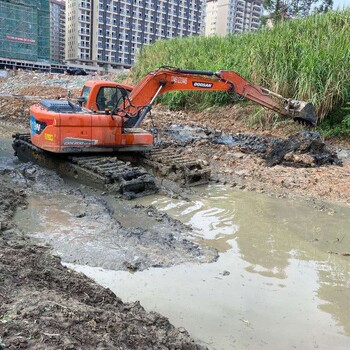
148, 115, 350, 204
3, 162, 217, 271
0, 179, 207, 349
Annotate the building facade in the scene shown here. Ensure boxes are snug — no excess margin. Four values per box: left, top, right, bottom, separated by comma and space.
50, 0, 66, 63
66, 0, 204, 69
0, 0, 50, 62
205, 0, 262, 36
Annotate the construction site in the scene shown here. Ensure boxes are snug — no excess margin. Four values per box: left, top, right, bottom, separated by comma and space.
0, 66, 349, 349
1, 7, 350, 350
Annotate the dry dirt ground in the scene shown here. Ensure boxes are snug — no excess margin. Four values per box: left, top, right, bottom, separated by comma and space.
1, 71, 350, 349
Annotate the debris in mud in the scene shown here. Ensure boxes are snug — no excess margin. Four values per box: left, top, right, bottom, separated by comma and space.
164, 124, 210, 143
213, 133, 269, 155
265, 131, 342, 167
160, 125, 341, 169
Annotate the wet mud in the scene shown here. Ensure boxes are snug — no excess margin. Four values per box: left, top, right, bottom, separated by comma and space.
3, 162, 216, 271
158, 125, 341, 168
0, 173, 208, 349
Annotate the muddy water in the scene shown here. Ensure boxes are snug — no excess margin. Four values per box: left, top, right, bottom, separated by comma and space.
2, 129, 350, 349
68, 186, 350, 350
0, 134, 17, 169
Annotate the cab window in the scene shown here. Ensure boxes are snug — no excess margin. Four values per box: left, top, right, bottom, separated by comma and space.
81, 86, 91, 102
96, 87, 129, 111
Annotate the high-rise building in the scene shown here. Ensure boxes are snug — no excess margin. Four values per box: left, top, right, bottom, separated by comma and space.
0, 0, 50, 61
66, 0, 204, 69
205, 0, 262, 36
50, 0, 66, 63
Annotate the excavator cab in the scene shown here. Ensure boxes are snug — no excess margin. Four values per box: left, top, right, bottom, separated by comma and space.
79, 81, 133, 112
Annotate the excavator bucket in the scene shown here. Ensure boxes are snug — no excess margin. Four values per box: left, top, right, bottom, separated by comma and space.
287, 100, 317, 126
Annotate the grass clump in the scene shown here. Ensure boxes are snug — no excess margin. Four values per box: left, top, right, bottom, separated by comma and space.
133, 10, 350, 122
318, 102, 350, 138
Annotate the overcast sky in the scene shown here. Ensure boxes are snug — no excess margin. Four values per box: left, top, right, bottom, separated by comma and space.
333, 0, 350, 8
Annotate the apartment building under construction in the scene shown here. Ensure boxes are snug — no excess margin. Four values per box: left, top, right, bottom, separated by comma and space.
0, 0, 50, 62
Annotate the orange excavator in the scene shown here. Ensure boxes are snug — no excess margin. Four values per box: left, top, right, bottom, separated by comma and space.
13, 67, 317, 196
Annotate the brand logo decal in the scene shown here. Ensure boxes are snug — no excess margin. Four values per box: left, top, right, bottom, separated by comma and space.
192, 82, 213, 88
30, 115, 47, 135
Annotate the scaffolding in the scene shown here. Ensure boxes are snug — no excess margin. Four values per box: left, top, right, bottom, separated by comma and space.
0, 0, 50, 62
37, 0, 50, 60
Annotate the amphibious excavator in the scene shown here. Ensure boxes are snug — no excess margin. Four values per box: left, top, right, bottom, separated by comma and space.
13, 67, 317, 198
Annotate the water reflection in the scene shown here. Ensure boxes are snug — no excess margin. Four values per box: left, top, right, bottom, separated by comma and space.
137, 185, 350, 341
317, 258, 350, 336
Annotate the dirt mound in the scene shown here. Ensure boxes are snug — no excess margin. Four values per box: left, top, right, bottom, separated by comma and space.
265, 131, 342, 167
0, 181, 207, 350
158, 125, 341, 169
0, 97, 35, 123
17, 85, 71, 98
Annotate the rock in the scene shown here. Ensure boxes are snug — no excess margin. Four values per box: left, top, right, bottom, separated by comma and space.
231, 151, 246, 159
234, 170, 248, 177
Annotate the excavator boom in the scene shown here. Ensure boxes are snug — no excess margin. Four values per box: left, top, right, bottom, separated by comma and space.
117, 68, 317, 127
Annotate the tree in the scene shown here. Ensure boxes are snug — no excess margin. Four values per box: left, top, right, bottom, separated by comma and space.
262, 0, 334, 25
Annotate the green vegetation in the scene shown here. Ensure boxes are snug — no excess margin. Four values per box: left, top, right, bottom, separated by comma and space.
262, 0, 333, 25
318, 103, 350, 138
133, 9, 350, 129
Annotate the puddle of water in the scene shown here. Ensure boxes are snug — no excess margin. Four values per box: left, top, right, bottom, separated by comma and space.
14, 193, 123, 268
0, 136, 16, 168
67, 186, 350, 350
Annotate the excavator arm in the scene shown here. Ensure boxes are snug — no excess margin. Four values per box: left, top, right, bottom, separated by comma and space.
113, 68, 317, 128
